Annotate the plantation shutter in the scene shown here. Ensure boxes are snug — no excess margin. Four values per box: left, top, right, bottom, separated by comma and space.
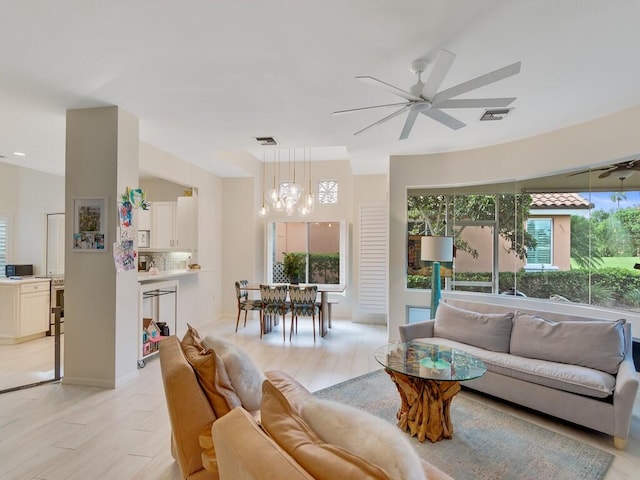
359, 203, 387, 313
0, 216, 8, 277
526, 218, 552, 264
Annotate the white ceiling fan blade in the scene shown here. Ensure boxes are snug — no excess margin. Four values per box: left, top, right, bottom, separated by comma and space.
434, 97, 516, 109
433, 62, 521, 103
356, 76, 423, 102
353, 105, 410, 136
422, 49, 456, 100
399, 109, 419, 140
332, 102, 411, 116
422, 108, 466, 130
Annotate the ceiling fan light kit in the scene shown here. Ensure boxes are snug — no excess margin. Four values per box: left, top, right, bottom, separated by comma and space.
333, 49, 521, 140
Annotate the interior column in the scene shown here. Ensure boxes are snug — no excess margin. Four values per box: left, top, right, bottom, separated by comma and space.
63, 106, 140, 388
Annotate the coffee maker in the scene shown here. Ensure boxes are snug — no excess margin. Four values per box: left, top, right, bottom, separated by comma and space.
138, 255, 149, 272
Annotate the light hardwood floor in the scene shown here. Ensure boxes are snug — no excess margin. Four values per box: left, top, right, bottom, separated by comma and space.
0, 316, 638, 479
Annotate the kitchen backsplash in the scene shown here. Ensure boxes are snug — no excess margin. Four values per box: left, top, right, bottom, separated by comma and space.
143, 251, 192, 271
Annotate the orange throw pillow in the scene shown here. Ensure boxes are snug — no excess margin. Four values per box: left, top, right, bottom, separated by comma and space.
181, 325, 242, 417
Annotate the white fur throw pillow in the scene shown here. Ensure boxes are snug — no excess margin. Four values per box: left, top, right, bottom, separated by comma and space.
202, 335, 266, 412
301, 398, 426, 480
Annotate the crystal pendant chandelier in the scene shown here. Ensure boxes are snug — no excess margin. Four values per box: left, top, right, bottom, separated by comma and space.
261, 147, 314, 217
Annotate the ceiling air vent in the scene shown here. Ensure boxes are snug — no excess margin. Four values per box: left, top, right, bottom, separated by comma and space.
480, 108, 512, 121
255, 136, 278, 146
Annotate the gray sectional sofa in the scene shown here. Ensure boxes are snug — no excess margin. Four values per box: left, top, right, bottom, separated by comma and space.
399, 298, 639, 449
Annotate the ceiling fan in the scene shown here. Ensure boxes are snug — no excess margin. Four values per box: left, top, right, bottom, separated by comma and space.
332, 49, 521, 140
567, 160, 640, 179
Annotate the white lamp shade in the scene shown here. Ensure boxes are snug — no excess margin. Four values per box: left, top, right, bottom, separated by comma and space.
421, 236, 454, 262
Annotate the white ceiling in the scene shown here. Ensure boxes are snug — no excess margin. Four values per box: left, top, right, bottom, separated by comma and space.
1, 1, 639, 178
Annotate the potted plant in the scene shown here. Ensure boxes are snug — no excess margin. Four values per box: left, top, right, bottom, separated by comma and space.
282, 252, 306, 284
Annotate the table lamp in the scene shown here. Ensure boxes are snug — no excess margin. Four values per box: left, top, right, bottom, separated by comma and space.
421, 235, 454, 319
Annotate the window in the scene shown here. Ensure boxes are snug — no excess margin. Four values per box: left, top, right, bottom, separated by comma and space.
318, 180, 338, 204
407, 180, 640, 314
267, 221, 346, 285
0, 216, 8, 278
526, 218, 552, 266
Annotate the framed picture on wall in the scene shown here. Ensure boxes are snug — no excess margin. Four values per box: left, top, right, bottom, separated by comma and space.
73, 197, 107, 252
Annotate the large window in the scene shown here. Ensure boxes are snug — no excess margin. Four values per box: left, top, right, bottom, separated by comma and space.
407, 176, 640, 314
267, 221, 346, 285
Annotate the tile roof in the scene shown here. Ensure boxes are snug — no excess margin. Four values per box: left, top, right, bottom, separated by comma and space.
530, 193, 591, 209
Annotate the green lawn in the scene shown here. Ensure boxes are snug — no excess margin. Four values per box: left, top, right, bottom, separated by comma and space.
571, 256, 638, 270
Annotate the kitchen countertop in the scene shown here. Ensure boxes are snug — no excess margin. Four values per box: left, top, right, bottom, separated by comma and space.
0, 276, 51, 285
138, 269, 202, 283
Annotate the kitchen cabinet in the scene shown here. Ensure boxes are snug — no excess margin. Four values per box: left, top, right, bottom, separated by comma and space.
176, 195, 197, 251
138, 206, 151, 231
151, 201, 177, 248
0, 279, 51, 344
149, 196, 197, 251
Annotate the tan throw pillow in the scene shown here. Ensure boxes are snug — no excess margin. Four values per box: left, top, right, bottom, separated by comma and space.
202, 335, 266, 412
182, 323, 205, 350
181, 326, 242, 417
434, 300, 514, 352
301, 399, 425, 480
510, 313, 626, 374
260, 379, 393, 480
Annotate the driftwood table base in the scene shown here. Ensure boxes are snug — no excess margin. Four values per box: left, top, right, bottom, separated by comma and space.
385, 369, 461, 442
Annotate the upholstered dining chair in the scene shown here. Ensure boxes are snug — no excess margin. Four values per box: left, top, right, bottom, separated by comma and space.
289, 285, 319, 342
259, 284, 290, 340
235, 280, 263, 332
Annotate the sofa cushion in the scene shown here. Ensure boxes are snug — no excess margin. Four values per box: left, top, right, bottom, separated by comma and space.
260, 378, 394, 480
203, 335, 266, 412
419, 337, 616, 398
181, 326, 242, 417
510, 313, 626, 374
434, 300, 514, 353
301, 399, 425, 480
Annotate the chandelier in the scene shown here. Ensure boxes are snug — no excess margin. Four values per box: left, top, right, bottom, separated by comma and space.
258, 148, 315, 218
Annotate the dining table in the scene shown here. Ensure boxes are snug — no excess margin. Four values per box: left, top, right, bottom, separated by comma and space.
245, 283, 346, 337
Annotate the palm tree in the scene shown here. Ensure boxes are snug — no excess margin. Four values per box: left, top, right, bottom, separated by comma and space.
611, 192, 627, 210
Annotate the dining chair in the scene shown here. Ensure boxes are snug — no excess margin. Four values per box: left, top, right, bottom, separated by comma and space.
259, 284, 290, 340
289, 285, 319, 342
235, 280, 262, 332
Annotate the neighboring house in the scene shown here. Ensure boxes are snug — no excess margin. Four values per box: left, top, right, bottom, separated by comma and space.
525, 193, 591, 272
453, 193, 591, 274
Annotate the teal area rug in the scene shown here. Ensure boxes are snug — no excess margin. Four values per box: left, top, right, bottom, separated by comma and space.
313, 370, 614, 480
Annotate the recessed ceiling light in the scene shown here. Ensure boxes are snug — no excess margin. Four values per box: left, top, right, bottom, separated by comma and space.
13, 152, 26, 156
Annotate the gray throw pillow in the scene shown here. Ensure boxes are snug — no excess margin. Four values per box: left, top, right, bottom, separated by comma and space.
202, 335, 266, 411
510, 313, 626, 374
434, 300, 514, 353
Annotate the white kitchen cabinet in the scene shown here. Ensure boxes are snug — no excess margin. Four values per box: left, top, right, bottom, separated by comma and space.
149, 197, 197, 251
0, 279, 51, 344
138, 206, 151, 231
177, 195, 197, 251
151, 201, 177, 248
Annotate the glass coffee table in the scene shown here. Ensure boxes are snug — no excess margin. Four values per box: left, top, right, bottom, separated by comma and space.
374, 341, 487, 443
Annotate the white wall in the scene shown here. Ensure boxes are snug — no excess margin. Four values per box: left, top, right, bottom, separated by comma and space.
0, 163, 64, 274
388, 105, 640, 341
